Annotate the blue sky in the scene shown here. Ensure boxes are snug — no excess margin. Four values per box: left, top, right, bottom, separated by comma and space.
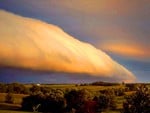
0, 0, 149, 83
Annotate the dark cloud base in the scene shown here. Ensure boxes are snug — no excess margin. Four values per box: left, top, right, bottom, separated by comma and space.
0, 67, 125, 84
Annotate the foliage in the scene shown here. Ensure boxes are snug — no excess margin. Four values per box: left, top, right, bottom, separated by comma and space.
21, 94, 42, 111
125, 83, 139, 91
0, 83, 29, 94
114, 88, 125, 96
96, 90, 116, 113
5, 93, 14, 104
1, 83, 150, 113
22, 89, 66, 113
65, 89, 89, 111
122, 85, 150, 113
41, 94, 66, 113
29, 84, 41, 94
91, 81, 119, 86
0, 83, 7, 93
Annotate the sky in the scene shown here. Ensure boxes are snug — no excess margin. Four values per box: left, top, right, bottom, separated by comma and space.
0, 0, 149, 83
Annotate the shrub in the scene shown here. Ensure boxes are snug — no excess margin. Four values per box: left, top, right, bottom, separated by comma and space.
41, 94, 66, 113
22, 89, 66, 113
65, 89, 91, 113
30, 84, 41, 94
114, 88, 125, 96
95, 90, 116, 113
21, 94, 43, 111
5, 93, 14, 104
5, 83, 29, 94
122, 85, 150, 113
0, 83, 7, 93
125, 84, 139, 91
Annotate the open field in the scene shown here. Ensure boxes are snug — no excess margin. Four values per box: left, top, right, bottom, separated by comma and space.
0, 110, 34, 113
0, 110, 120, 113
0, 84, 128, 113
25, 83, 126, 91
0, 93, 28, 104
0, 83, 149, 113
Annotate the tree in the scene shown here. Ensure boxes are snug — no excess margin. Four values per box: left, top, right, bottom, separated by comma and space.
0, 83, 7, 93
96, 90, 116, 113
5, 93, 14, 104
65, 89, 91, 113
76, 100, 97, 113
125, 83, 139, 91
22, 89, 66, 113
41, 89, 66, 113
41, 94, 66, 113
30, 84, 41, 94
21, 93, 44, 111
6, 83, 29, 94
122, 85, 150, 113
114, 88, 125, 96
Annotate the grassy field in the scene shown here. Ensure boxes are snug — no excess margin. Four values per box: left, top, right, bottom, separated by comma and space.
0, 110, 120, 113
26, 84, 126, 92
0, 83, 149, 113
0, 93, 28, 104
0, 110, 34, 113
0, 85, 125, 113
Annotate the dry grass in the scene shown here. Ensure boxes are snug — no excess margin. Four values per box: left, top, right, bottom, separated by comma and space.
0, 93, 28, 104
0, 110, 34, 113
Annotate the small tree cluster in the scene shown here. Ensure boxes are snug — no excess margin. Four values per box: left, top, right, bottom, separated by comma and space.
22, 89, 66, 113
114, 88, 125, 96
65, 89, 92, 113
125, 83, 139, 91
21, 88, 115, 113
0, 83, 29, 94
122, 85, 150, 113
5, 93, 14, 104
97, 90, 116, 112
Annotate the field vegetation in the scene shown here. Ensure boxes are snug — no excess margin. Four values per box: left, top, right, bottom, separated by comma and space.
0, 82, 149, 113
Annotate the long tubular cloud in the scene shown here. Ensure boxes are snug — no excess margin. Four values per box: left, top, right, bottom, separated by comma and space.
0, 10, 136, 82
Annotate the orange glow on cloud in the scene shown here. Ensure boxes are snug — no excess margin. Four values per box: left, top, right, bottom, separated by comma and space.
102, 44, 150, 58
0, 10, 136, 82
52, 0, 146, 16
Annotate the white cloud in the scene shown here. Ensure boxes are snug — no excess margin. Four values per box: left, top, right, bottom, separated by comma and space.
0, 10, 136, 82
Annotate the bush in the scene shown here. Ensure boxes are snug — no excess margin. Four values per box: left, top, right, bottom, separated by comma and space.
30, 84, 41, 94
21, 94, 43, 111
95, 90, 116, 113
0, 83, 7, 93
125, 84, 139, 91
22, 89, 66, 113
122, 85, 150, 113
114, 88, 125, 96
41, 94, 66, 113
65, 89, 91, 111
5, 93, 14, 104
5, 83, 29, 94
41, 89, 66, 113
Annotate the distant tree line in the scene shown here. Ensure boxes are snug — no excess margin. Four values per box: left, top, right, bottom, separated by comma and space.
91, 81, 120, 86
0, 82, 29, 94
0, 82, 147, 94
